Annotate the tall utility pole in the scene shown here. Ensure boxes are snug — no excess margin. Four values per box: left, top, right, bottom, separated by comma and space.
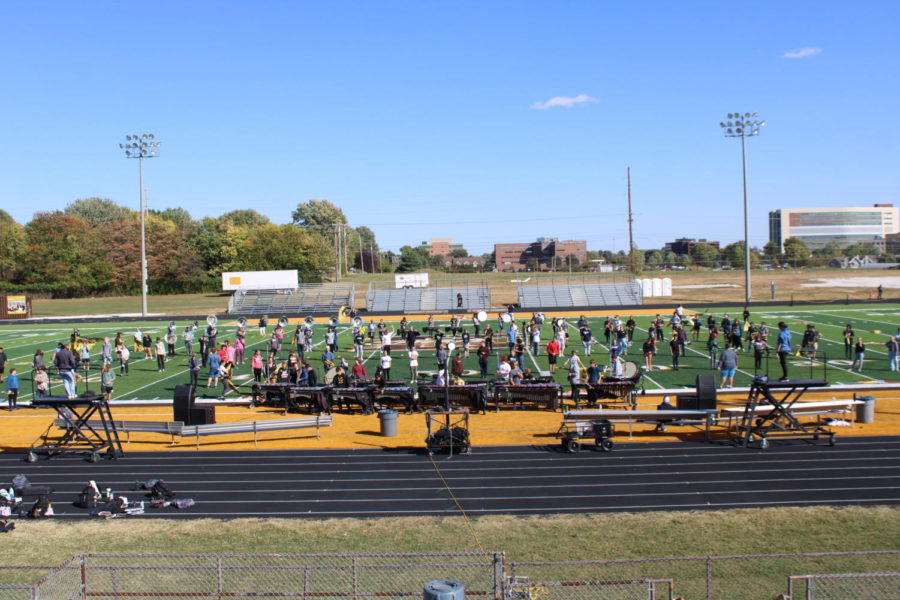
627, 167, 635, 275
720, 112, 765, 305
120, 134, 161, 317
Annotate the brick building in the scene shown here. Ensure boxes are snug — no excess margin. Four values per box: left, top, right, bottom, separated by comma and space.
494, 238, 587, 272
419, 238, 464, 257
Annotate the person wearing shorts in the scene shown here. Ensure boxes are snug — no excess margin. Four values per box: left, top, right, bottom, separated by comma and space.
546, 339, 560, 373
719, 347, 738, 389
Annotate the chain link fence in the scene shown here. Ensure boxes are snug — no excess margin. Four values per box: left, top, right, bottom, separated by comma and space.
786, 572, 900, 600
2, 551, 899, 600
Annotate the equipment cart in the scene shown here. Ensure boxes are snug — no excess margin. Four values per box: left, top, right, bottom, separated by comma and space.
556, 418, 614, 453
424, 408, 471, 455
734, 378, 833, 449
28, 394, 124, 462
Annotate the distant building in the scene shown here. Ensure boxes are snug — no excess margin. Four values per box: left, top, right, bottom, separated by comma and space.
419, 238, 464, 257
664, 238, 720, 255
768, 205, 898, 252
494, 238, 587, 272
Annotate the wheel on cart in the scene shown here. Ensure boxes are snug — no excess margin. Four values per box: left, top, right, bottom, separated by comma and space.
89, 452, 100, 463
25, 451, 38, 463
564, 438, 581, 453
758, 437, 769, 450
829, 436, 836, 446
596, 438, 614, 452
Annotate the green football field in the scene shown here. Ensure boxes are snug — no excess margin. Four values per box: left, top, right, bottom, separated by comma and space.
1, 303, 899, 403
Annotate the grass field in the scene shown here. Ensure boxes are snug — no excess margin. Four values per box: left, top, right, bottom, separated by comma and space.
4, 303, 900, 403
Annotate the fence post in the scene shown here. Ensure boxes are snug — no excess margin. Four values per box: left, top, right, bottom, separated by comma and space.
217, 557, 224, 600
351, 556, 359, 600
493, 552, 505, 600
80, 555, 87, 600
706, 556, 713, 600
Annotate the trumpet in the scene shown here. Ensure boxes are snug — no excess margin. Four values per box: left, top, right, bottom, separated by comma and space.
236, 317, 248, 328
206, 315, 218, 327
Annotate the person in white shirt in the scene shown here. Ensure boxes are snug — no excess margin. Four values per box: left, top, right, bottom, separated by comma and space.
496, 356, 512, 381
408, 348, 419, 382
379, 350, 392, 380
381, 329, 394, 354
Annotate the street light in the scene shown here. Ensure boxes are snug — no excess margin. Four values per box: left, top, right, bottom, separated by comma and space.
720, 113, 764, 305
120, 134, 162, 317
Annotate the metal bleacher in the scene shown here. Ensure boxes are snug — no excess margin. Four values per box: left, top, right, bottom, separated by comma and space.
366, 280, 490, 313
228, 283, 355, 316
517, 279, 642, 308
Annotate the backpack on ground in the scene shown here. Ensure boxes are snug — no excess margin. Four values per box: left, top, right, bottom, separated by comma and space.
148, 480, 175, 501
75, 486, 98, 509
27, 495, 50, 519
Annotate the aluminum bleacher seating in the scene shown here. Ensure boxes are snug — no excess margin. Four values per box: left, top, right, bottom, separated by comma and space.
517, 280, 641, 308
228, 283, 355, 315
366, 281, 490, 312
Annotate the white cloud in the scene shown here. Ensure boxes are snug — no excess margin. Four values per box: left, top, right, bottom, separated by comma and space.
530, 93, 598, 110
783, 46, 823, 59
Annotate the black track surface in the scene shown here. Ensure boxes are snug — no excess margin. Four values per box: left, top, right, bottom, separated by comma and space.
2, 436, 899, 519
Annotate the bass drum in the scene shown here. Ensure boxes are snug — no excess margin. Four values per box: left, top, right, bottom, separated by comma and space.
621, 361, 640, 380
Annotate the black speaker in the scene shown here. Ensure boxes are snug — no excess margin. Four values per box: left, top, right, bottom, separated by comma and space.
695, 375, 717, 409
676, 395, 698, 410
174, 384, 195, 409
187, 406, 215, 426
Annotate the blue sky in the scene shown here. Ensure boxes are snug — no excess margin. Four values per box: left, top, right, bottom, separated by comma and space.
1, 1, 897, 255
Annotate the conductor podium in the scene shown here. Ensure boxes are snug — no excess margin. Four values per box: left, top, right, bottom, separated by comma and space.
28, 393, 124, 462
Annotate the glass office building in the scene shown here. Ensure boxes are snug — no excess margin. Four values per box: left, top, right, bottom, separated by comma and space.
768, 205, 898, 252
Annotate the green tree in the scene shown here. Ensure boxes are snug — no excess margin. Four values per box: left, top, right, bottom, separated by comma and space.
526, 258, 539, 271
482, 252, 496, 271
0, 210, 25, 281
629, 245, 645, 273
397, 246, 429, 272
722, 241, 760, 268
565, 254, 580, 269
645, 250, 663, 267
843, 243, 879, 257
691, 243, 719, 268
291, 199, 347, 237
234, 224, 332, 282
675, 253, 693, 268
449, 248, 468, 258
65, 197, 134, 227
151, 207, 193, 227
190, 217, 242, 278
20, 212, 112, 296
663, 251, 677, 267
220, 209, 271, 228
783, 238, 810, 266
429, 254, 447, 270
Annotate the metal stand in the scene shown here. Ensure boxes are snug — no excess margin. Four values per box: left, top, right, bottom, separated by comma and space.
28, 394, 124, 462
734, 378, 832, 449
425, 408, 470, 456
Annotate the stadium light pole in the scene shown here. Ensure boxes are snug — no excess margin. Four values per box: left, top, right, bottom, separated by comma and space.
720, 113, 764, 305
120, 134, 162, 317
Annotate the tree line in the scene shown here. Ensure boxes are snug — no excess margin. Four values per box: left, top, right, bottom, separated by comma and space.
0, 199, 380, 297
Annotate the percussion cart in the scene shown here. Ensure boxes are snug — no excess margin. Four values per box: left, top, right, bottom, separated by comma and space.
734, 378, 833, 449
556, 419, 615, 453
27, 394, 124, 463
424, 408, 471, 455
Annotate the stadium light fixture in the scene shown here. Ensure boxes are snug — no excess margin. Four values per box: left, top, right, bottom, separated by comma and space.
121, 134, 162, 317
720, 113, 764, 305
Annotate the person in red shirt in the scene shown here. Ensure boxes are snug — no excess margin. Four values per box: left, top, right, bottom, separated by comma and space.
546, 339, 561, 373
350, 358, 368, 383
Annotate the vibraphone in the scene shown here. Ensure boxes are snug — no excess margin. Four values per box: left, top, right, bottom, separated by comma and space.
330, 386, 375, 414
418, 384, 490, 414
492, 383, 562, 411
254, 383, 331, 413
573, 381, 636, 409
371, 385, 417, 413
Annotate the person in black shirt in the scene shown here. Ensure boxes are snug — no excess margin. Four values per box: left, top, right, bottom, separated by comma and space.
304, 363, 318, 386
406, 326, 419, 351
332, 367, 348, 388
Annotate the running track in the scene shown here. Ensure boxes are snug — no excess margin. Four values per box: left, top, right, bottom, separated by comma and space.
2, 436, 899, 518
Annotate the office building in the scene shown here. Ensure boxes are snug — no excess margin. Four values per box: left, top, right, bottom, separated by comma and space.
494, 238, 587, 272
419, 238, 464, 257
768, 205, 898, 252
